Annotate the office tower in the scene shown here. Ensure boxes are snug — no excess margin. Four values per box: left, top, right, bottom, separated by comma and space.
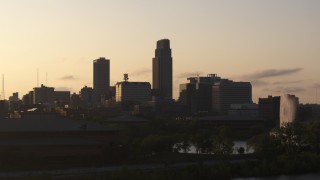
33, 84, 55, 104
152, 39, 172, 100
212, 80, 252, 114
93, 57, 110, 105
179, 74, 221, 113
179, 83, 197, 113
259, 96, 281, 122
53, 91, 71, 107
80, 86, 94, 108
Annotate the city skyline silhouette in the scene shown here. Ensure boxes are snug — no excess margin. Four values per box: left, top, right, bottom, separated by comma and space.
0, 0, 319, 103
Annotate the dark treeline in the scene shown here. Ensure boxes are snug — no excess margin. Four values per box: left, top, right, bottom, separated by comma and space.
89, 120, 320, 179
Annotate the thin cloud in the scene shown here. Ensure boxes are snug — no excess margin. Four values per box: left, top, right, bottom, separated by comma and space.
266, 86, 305, 94
175, 72, 203, 79
251, 80, 269, 86
284, 87, 305, 93
130, 68, 151, 76
59, 75, 78, 80
239, 68, 303, 80
55, 87, 73, 91
311, 83, 320, 88
273, 80, 303, 85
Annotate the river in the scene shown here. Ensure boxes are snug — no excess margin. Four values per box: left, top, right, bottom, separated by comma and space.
178, 141, 254, 154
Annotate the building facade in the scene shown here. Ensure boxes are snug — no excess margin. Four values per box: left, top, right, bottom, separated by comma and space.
33, 84, 55, 105
258, 96, 281, 123
212, 80, 252, 114
152, 39, 172, 100
115, 81, 151, 103
93, 57, 110, 106
228, 103, 259, 117
80, 86, 94, 108
179, 74, 221, 114
53, 91, 71, 107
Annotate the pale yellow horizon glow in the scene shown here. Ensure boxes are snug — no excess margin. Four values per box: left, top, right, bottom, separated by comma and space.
0, 0, 320, 103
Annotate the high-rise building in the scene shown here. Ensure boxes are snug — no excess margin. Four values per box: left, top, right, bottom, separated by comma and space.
93, 57, 110, 105
80, 86, 94, 108
152, 39, 173, 100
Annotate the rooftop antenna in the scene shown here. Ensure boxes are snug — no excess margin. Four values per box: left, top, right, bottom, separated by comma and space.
124, 74, 129, 82
46, 72, 48, 86
316, 87, 319, 104
2, 74, 4, 100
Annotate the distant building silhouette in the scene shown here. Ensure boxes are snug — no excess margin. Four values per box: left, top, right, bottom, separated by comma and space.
80, 86, 94, 108
70, 93, 83, 109
93, 57, 110, 106
152, 39, 172, 100
179, 74, 221, 114
0, 100, 7, 117
33, 84, 55, 105
259, 96, 281, 123
109, 86, 116, 100
212, 80, 252, 114
8, 92, 21, 111
116, 82, 151, 103
53, 91, 70, 108
22, 91, 34, 107
32, 85, 70, 108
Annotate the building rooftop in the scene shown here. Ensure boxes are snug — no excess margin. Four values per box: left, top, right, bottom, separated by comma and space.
116, 81, 151, 86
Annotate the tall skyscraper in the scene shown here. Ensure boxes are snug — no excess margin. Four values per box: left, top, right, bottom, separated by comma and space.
93, 57, 110, 105
152, 39, 173, 100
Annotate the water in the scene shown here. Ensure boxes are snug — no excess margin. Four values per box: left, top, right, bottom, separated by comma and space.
178, 141, 254, 154
280, 94, 298, 125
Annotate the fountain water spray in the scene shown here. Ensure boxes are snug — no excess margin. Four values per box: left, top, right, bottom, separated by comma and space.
280, 94, 299, 125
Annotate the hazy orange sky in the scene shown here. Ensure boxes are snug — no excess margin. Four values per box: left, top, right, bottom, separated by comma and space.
0, 0, 320, 103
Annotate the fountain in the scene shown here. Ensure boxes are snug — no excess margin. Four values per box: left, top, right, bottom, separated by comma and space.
280, 94, 299, 125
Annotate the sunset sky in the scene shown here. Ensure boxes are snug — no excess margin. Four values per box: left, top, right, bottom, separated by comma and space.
0, 0, 320, 103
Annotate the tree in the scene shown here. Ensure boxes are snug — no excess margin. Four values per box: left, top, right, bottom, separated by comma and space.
304, 122, 320, 153
237, 147, 245, 154
212, 127, 234, 155
140, 135, 177, 156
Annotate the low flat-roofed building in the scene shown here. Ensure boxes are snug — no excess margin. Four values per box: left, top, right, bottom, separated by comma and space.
212, 80, 252, 114
116, 81, 151, 103
228, 103, 258, 117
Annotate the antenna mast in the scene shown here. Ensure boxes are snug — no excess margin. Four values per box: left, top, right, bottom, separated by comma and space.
37, 68, 39, 87
2, 74, 4, 100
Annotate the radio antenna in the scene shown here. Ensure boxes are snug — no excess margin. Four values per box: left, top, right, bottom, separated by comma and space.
37, 68, 39, 87
2, 74, 5, 100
